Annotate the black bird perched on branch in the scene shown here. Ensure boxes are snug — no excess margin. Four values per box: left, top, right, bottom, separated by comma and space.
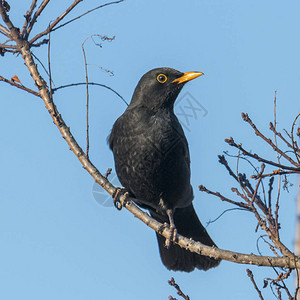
109, 67, 221, 272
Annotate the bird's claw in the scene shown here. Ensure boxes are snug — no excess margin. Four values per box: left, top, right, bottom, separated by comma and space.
164, 225, 177, 248
158, 222, 168, 233
113, 187, 128, 211
158, 222, 177, 248
163, 209, 177, 248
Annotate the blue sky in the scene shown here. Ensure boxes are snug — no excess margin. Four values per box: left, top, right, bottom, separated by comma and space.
1, 1, 300, 299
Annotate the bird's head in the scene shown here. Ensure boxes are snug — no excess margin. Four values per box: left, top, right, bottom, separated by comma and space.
129, 67, 203, 111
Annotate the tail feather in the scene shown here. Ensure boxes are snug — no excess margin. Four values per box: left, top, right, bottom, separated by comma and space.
151, 204, 221, 272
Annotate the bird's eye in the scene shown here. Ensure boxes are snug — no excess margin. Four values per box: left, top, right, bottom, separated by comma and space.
157, 74, 167, 83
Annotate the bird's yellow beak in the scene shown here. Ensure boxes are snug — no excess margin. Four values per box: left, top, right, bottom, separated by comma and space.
172, 71, 204, 84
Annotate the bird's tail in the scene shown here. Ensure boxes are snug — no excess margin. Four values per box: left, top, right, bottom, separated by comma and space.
150, 204, 221, 272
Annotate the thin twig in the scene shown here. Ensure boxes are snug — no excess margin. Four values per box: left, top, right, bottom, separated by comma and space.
52, 82, 128, 105
268, 177, 274, 217
51, 1, 124, 33
242, 113, 299, 167
0, 43, 17, 49
28, 0, 83, 44
21, 0, 38, 36
214, 155, 288, 252
82, 36, 90, 159
219, 154, 268, 214
257, 235, 280, 257
0, 4, 20, 36
236, 150, 249, 200
206, 208, 249, 226
0, 29, 8, 38
104, 168, 112, 179
219, 155, 266, 207
252, 169, 299, 179
31, 52, 51, 79
0, 23, 9, 36
168, 278, 190, 300
250, 163, 265, 205
47, 23, 53, 92
265, 272, 294, 300
0, 75, 40, 97
2, 37, 13, 45
29, 0, 124, 45
31, 38, 48, 47
0, 47, 14, 55
25, 0, 50, 39
246, 269, 264, 300
231, 187, 249, 202
269, 122, 295, 151
199, 185, 251, 210
225, 137, 300, 171
273, 92, 281, 239
223, 151, 260, 174
291, 112, 300, 164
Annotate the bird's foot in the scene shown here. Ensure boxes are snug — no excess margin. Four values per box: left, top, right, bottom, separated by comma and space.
158, 222, 168, 234
160, 209, 177, 248
158, 222, 177, 248
112, 187, 129, 210
164, 224, 177, 248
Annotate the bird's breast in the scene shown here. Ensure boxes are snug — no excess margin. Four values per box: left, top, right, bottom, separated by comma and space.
111, 108, 192, 210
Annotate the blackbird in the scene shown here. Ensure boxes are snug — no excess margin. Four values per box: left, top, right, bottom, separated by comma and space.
109, 67, 221, 272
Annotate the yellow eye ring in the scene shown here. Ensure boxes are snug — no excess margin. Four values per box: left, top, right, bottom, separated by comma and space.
157, 74, 167, 83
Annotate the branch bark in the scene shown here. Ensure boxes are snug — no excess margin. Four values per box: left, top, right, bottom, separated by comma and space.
1, 0, 299, 271
0, 75, 41, 97
18, 40, 300, 268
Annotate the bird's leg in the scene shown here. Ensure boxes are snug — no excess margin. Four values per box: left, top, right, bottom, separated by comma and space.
112, 187, 129, 210
164, 209, 177, 248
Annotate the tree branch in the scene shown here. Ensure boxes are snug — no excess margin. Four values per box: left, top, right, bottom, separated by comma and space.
291, 112, 300, 164
0, 23, 9, 36
29, 0, 124, 45
225, 137, 300, 172
1, 0, 299, 271
168, 278, 190, 300
52, 82, 128, 105
251, 169, 299, 179
120, 193, 298, 268
242, 113, 299, 167
24, 0, 50, 39
7, 35, 300, 270
82, 35, 90, 158
21, 0, 38, 36
0, 75, 41, 97
0, 42, 17, 49
247, 269, 264, 300
199, 185, 251, 210
269, 122, 295, 151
